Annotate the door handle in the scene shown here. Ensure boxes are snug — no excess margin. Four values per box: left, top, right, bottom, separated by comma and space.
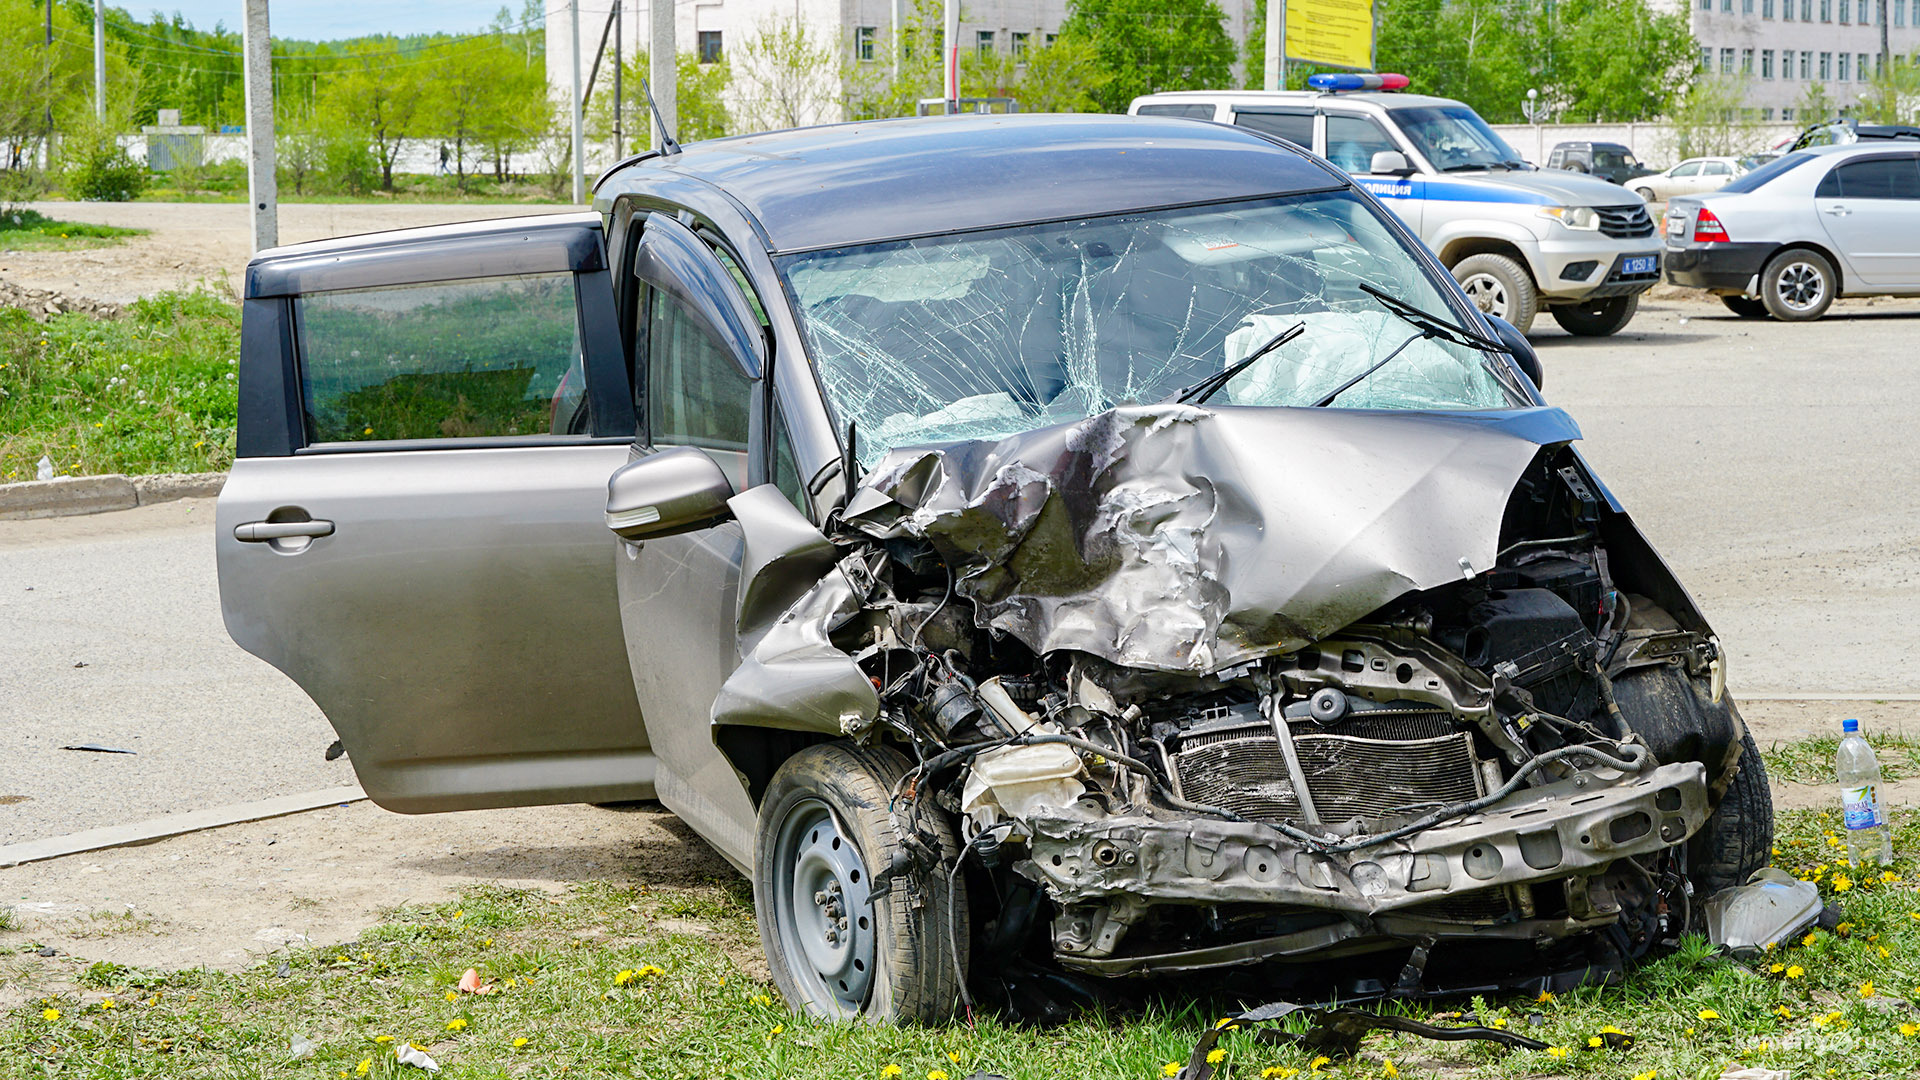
235, 519, 335, 542
1824, 205, 1852, 216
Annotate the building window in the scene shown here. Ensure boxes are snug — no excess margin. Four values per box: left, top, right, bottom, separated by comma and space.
1045, 32, 1058, 44
1899, 0, 1907, 25
1803, 0, 1814, 20
1821, 0, 1832, 20
1765, 0, 1775, 15
1785, 0, 1794, 18
1820, 51, 1833, 78
1841, 0, 1850, 22
1701, 47, 1713, 70
1763, 48, 1775, 76
1011, 30, 1029, 56
1722, 47, 1737, 72
698, 30, 722, 63
1742, 47, 1755, 72
1744, 0, 1755, 11
1840, 52, 1850, 79
976, 29, 994, 54
855, 26, 876, 61
1862, 52, 1872, 78
1783, 107, 1795, 120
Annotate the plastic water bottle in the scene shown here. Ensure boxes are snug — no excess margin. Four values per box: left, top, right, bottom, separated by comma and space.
36, 455, 53, 481
1838, 718, 1895, 864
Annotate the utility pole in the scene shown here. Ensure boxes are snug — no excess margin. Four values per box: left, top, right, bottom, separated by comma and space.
1879, 0, 1891, 76
650, 0, 674, 148
93, 1, 105, 121
570, 0, 584, 204
613, 0, 622, 159
1264, 0, 1284, 90
243, 0, 276, 251
943, 0, 959, 110
891, 0, 902, 79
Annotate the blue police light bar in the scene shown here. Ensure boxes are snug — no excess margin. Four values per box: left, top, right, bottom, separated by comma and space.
1306, 73, 1411, 92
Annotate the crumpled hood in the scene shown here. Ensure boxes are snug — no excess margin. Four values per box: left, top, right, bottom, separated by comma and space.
843, 403, 1582, 674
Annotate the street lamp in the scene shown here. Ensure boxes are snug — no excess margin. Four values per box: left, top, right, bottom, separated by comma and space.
1522, 88, 1544, 165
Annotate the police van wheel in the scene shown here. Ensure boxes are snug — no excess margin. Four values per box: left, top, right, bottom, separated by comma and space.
1550, 295, 1639, 337
1452, 254, 1538, 334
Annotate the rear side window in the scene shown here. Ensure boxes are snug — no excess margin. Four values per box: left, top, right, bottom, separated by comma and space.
1136, 103, 1216, 120
1817, 155, 1920, 198
1234, 109, 1314, 146
297, 273, 584, 443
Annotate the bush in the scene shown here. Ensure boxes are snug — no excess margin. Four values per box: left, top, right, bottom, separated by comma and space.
61, 129, 149, 202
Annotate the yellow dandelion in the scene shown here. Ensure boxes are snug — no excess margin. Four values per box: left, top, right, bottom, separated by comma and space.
1207, 1049, 1227, 1064
374, 1035, 395, 1044
483, 938, 492, 947
614, 969, 636, 985
100, 999, 115, 1010
1489, 1016, 1508, 1029
1697, 1009, 1720, 1021
1803, 932, 1820, 946
1881, 946, 1892, 959
1547, 1046, 1570, 1059
1261, 1069, 1298, 1079
1162, 1064, 1181, 1078
1310, 1056, 1333, 1073
1787, 965, 1805, 979
948, 1052, 963, 1065
1589, 1037, 1604, 1048
446, 1018, 468, 1032
1901, 1023, 1920, 1038
41, 1008, 59, 1022
1836, 922, 1855, 936
752, 994, 772, 1006
637, 964, 664, 978
1814, 1011, 1842, 1027
1382, 1059, 1399, 1079
1536, 991, 1556, 1004
1861, 981, 1876, 998
1833, 874, 1854, 892
1632, 1072, 1658, 1080
1883, 870, 1901, 883
929, 1072, 950, 1080
1685, 1027, 1696, 1036
356, 1059, 372, 1077
770, 1024, 784, 1035
513, 1037, 529, 1048
1771, 962, 1786, 973
1774, 1005, 1793, 1018
882, 1066, 904, 1079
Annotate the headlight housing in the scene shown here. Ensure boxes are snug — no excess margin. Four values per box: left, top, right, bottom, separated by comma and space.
1538, 205, 1601, 231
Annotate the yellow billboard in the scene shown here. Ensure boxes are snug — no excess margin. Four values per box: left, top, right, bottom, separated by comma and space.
1285, 0, 1375, 71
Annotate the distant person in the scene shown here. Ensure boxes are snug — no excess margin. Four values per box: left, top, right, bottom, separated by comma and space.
438, 144, 450, 176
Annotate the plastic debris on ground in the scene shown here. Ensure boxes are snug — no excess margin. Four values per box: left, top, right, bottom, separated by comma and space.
60, 743, 136, 754
1718, 1068, 1790, 1080
1703, 867, 1828, 958
288, 1035, 316, 1060
395, 1044, 440, 1072
456, 968, 492, 995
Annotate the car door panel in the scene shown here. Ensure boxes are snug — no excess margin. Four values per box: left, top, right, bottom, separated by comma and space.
218, 215, 651, 814
1815, 154, 1920, 286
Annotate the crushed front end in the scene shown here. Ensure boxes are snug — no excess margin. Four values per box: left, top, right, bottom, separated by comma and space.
716, 404, 1758, 997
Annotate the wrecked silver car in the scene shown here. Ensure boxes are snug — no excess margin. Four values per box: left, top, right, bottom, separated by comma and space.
217, 114, 1770, 1024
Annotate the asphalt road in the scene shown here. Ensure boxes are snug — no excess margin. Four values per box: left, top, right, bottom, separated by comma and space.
3, 290, 1918, 847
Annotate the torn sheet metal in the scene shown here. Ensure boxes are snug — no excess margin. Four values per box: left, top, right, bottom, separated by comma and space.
842, 404, 1581, 674
1703, 867, 1827, 957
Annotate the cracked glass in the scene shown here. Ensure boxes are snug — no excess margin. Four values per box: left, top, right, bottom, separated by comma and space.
778, 191, 1521, 466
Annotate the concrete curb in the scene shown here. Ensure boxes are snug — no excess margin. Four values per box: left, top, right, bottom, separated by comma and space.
0, 785, 367, 869
0, 470, 225, 520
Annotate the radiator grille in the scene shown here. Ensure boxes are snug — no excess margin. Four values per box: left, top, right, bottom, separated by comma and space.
1596, 204, 1655, 239
1174, 720, 1484, 826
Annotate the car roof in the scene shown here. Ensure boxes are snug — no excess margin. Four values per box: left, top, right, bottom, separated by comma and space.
596, 113, 1347, 253
1136, 88, 1465, 111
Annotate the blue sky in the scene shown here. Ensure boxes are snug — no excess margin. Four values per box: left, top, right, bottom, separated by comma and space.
135, 1, 523, 40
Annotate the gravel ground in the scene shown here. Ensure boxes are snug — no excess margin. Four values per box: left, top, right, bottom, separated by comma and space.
1, 201, 582, 304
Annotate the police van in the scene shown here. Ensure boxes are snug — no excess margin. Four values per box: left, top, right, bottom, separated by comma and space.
1130, 75, 1661, 336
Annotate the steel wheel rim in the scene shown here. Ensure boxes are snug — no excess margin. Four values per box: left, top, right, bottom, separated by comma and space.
1459, 273, 1510, 318
770, 797, 875, 1016
1776, 261, 1826, 311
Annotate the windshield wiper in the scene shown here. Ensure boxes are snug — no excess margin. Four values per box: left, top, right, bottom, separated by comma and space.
1357, 282, 1507, 353
1308, 284, 1512, 409
1166, 320, 1306, 406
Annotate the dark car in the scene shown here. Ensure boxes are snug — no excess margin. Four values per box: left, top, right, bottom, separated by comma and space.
218, 114, 1769, 1023
1788, 118, 1920, 151
1547, 141, 1657, 185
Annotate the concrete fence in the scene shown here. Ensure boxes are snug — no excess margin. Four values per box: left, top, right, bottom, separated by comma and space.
1490, 122, 1806, 169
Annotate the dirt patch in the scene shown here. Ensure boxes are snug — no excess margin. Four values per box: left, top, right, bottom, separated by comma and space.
1740, 698, 1920, 745
0, 278, 122, 320
0, 799, 736, 1005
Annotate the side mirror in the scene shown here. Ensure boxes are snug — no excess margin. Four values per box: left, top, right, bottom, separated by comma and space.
605, 447, 735, 542
1484, 314, 1544, 392
1369, 150, 1414, 176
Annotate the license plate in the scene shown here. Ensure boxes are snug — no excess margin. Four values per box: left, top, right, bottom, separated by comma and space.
1623, 255, 1657, 275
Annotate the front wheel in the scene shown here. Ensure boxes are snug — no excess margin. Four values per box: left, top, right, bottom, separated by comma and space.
1452, 253, 1540, 333
1720, 294, 1771, 318
1550, 294, 1640, 336
1760, 248, 1837, 321
1632, 186, 1658, 203
754, 742, 967, 1023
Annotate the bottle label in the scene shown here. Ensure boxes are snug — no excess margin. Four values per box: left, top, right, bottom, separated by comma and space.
1843, 783, 1882, 830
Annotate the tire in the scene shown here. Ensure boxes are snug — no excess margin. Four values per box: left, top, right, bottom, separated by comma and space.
1690, 729, 1775, 897
1759, 248, 1837, 321
1550, 294, 1640, 337
1566, 161, 1590, 173
1720, 294, 1771, 318
1632, 186, 1657, 203
754, 741, 967, 1023
1452, 253, 1540, 333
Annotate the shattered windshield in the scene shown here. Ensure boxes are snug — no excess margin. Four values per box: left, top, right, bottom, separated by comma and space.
1392, 106, 1528, 171
778, 190, 1521, 465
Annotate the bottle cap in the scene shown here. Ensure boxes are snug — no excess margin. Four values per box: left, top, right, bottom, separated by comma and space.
1844, 718, 1860, 733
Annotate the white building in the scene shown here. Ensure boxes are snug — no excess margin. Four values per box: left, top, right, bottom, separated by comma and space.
1675, 0, 1920, 118
545, 0, 1249, 140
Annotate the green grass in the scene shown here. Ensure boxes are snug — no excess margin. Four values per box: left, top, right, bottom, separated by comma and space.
1764, 733, 1920, 786
7, 810, 1920, 1079
0, 288, 239, 480
0, 209, 145, 251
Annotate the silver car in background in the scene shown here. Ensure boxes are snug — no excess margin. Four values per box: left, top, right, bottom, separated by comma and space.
1664, 144, 1920, 320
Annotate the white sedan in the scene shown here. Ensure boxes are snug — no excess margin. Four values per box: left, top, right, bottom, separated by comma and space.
1631, 157, 1744, 202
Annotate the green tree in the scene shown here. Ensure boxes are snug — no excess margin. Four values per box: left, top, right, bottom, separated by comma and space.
1, 0, 136, 177
732, 14, 839, 133
1539, 0, 1695, 121
1670, 73, 1763, 158
429, 35, 544, 189
1056, 0, 1236, 113
1859, 52, 1920, 124
591, 51, 733, 148
315, 43, 426, 191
